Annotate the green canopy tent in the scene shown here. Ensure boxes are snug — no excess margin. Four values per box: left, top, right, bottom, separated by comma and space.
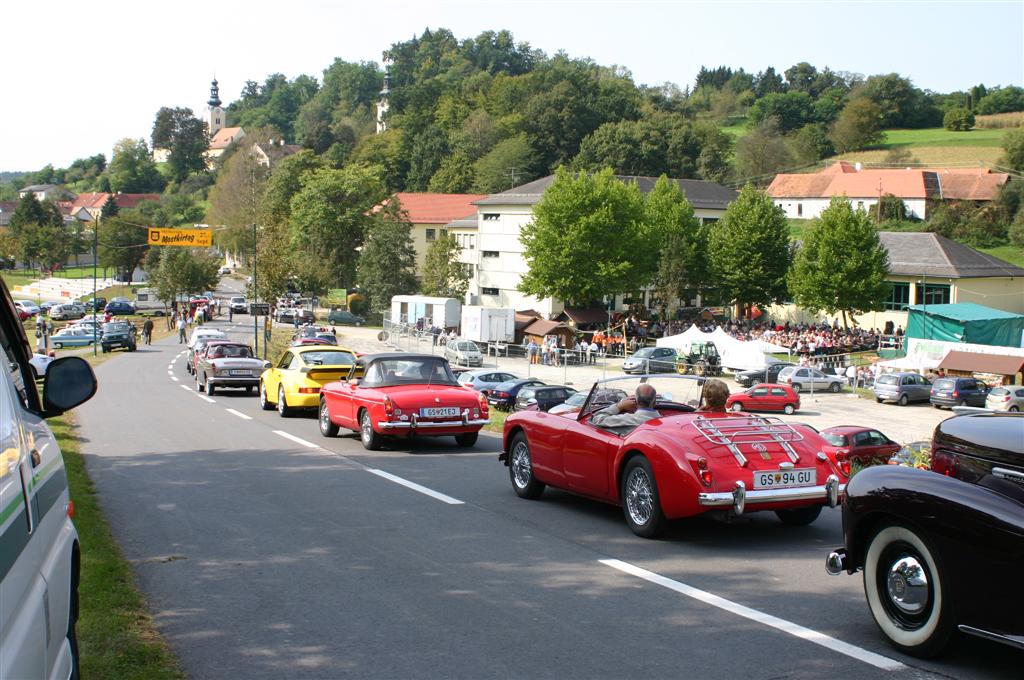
906, 302, 1024, 348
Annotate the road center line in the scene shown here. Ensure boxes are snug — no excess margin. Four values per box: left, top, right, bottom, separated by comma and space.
272, 430, 319, 448
599, 559, 904, 671
367, 469, 464, 505
225, 408, 252, 420
171, 377, 179, 382
196, 394, 215, 403
180, 385, 192, 392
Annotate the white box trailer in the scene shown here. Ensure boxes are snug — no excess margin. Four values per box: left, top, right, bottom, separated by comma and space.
391, 295, 461, 329
460, 306, 514, 343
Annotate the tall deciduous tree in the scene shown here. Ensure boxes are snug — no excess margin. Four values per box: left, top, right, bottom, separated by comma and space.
519, 168, 652, 305
107, 138, 165, 193
734, 119, 794, 182
708, 184, 791, 314
420, 232, 469, 299
356, 206, 418, 311
288, 166, 389, 288
8, 194, 66, 270
788, 197, 891, 327
472, 134, 540, 193
146, 247, 221, 307
829, 98, 883, 153
98, 209, 149, 281
647, 176, 707, 317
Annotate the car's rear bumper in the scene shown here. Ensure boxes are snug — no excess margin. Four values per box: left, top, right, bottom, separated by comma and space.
208, 377, 260, 387
698, 475, 843, 514
379, 416, 489, 432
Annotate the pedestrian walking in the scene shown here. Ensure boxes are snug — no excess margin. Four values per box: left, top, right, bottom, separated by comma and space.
177, 315, 187, 343
142, 318, 154, 345
229, 306, 233, 322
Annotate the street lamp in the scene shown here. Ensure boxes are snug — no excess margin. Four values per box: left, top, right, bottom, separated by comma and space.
251, 222, 258, 357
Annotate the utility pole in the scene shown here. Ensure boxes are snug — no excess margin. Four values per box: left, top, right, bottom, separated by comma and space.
506, 166, 519, 190
92, 215, 98, 355
252, 222, 258, 357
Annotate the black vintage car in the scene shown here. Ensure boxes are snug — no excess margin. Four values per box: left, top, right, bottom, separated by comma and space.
825, 413, 1024, 657
734, 361, 795, 387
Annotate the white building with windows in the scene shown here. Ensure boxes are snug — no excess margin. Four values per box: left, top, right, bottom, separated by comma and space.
465, 175, 738, 317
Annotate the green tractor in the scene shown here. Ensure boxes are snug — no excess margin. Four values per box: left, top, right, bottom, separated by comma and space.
676, 341, 722, 377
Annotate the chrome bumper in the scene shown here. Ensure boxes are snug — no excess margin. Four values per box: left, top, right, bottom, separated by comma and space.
378, 417, 490, 430
698, 475, 843, 514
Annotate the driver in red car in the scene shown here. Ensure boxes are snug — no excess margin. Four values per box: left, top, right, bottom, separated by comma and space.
591, 383, 659, 429
698, 378, 730, 413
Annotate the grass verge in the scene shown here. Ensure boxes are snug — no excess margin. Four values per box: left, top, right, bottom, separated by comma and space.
51, 414, 184, 680
484, 407, 509, 434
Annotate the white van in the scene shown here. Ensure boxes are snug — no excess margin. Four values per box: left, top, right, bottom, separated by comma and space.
1, 278, 98, 679
132, 288, 170, 316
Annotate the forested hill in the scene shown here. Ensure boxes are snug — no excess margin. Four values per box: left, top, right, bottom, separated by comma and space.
221, 28, 1022, 194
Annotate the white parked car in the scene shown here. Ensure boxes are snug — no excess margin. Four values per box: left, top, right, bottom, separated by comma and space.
14, 300, 40, 316
48, 303, 86, 321
188, 327, 227, 348
444, 339, 483, 367
229, 296, 247, 313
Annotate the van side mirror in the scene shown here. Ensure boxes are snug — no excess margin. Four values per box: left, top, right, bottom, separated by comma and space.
42, 356, 97, 417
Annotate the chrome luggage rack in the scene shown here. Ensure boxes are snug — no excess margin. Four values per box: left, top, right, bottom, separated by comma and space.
691, 415, 804, 466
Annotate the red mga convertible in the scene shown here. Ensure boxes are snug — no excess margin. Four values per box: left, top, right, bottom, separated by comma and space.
319, 353, 490, 450
500, 375, 848, 537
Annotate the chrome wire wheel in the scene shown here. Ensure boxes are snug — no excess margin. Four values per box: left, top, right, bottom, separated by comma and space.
361, 412, 372, 443
625, 466, 654, 527
511, 441, 532, 490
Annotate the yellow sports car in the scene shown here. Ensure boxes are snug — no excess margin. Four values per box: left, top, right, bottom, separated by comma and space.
259, 345, 358, 416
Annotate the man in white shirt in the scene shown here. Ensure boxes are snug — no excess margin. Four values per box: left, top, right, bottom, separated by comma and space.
590, 384, 659, 430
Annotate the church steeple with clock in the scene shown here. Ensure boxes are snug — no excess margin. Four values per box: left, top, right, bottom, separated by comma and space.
208, 78, 224, 138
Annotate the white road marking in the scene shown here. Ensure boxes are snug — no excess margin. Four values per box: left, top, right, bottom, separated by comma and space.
226, 408, 252, 420
171, 377, 179, 382
599, 559, 905, 671
197, 394, 215, 403
273, 430, 319, 448
367, 469, 464, 505
180, 385, 191, 392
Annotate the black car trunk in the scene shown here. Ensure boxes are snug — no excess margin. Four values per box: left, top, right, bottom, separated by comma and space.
932, 414, 1024, 503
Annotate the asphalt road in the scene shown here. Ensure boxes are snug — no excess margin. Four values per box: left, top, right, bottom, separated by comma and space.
75, 306, 1018, 678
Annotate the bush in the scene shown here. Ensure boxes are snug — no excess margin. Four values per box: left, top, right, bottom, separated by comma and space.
872, 193, 908, 221
1009, 212, 1024, 247
943, 107, 975, 131
1002, 128, 1024, 171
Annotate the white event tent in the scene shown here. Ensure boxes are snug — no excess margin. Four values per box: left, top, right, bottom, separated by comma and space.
656, 324, 789, 371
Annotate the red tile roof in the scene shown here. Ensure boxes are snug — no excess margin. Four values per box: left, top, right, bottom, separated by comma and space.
114, 193, 162, 209
210, 126, 243, 150
768, 162, 1007, 202
391, 193, 486, 224
70, 192, 111, 211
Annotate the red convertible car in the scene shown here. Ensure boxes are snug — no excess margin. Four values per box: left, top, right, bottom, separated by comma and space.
500, 375, 848, 537
318, 353, 490, 450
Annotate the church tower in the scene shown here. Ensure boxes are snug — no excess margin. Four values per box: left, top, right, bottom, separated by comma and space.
208, 78, 224, 138
376, 59, 392, 134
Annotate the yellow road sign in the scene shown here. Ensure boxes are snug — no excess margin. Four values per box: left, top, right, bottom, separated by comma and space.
147, 228, 212, 247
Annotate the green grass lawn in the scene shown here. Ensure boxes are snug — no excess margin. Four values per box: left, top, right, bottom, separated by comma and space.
880, 127, 1006, 149
979, 244, 1024, 268
52, 414, 184, 680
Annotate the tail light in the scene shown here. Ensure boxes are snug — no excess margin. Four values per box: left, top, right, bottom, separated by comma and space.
838, 460, 851, 476
495, 391, 509, 399
951, 391, 959, 398
695, 457, 713, 487
998, 395, 1010, 402
66, 500, 75, 518
931, 450, 960, 477
383, 396, 395, 419
834, 449, 850, 461
786, 377, 793, 385
478, 393, 489, 418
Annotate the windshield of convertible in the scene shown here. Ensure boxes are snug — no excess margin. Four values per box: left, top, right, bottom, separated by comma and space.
580, 375, 705, 418
358, 357, 459, 387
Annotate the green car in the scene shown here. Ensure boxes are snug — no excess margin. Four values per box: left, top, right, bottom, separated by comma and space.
327, 309, 365, 326
101, 321, 137, 353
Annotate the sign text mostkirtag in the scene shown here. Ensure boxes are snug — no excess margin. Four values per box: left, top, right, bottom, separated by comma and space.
147, 228, 212, 247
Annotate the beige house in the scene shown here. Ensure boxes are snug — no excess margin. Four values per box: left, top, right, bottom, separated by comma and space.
387, 193, 486, 277
767, 232, 1024, 331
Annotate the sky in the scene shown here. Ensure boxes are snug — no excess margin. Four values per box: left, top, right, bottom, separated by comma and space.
2, 0, 1022, 172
